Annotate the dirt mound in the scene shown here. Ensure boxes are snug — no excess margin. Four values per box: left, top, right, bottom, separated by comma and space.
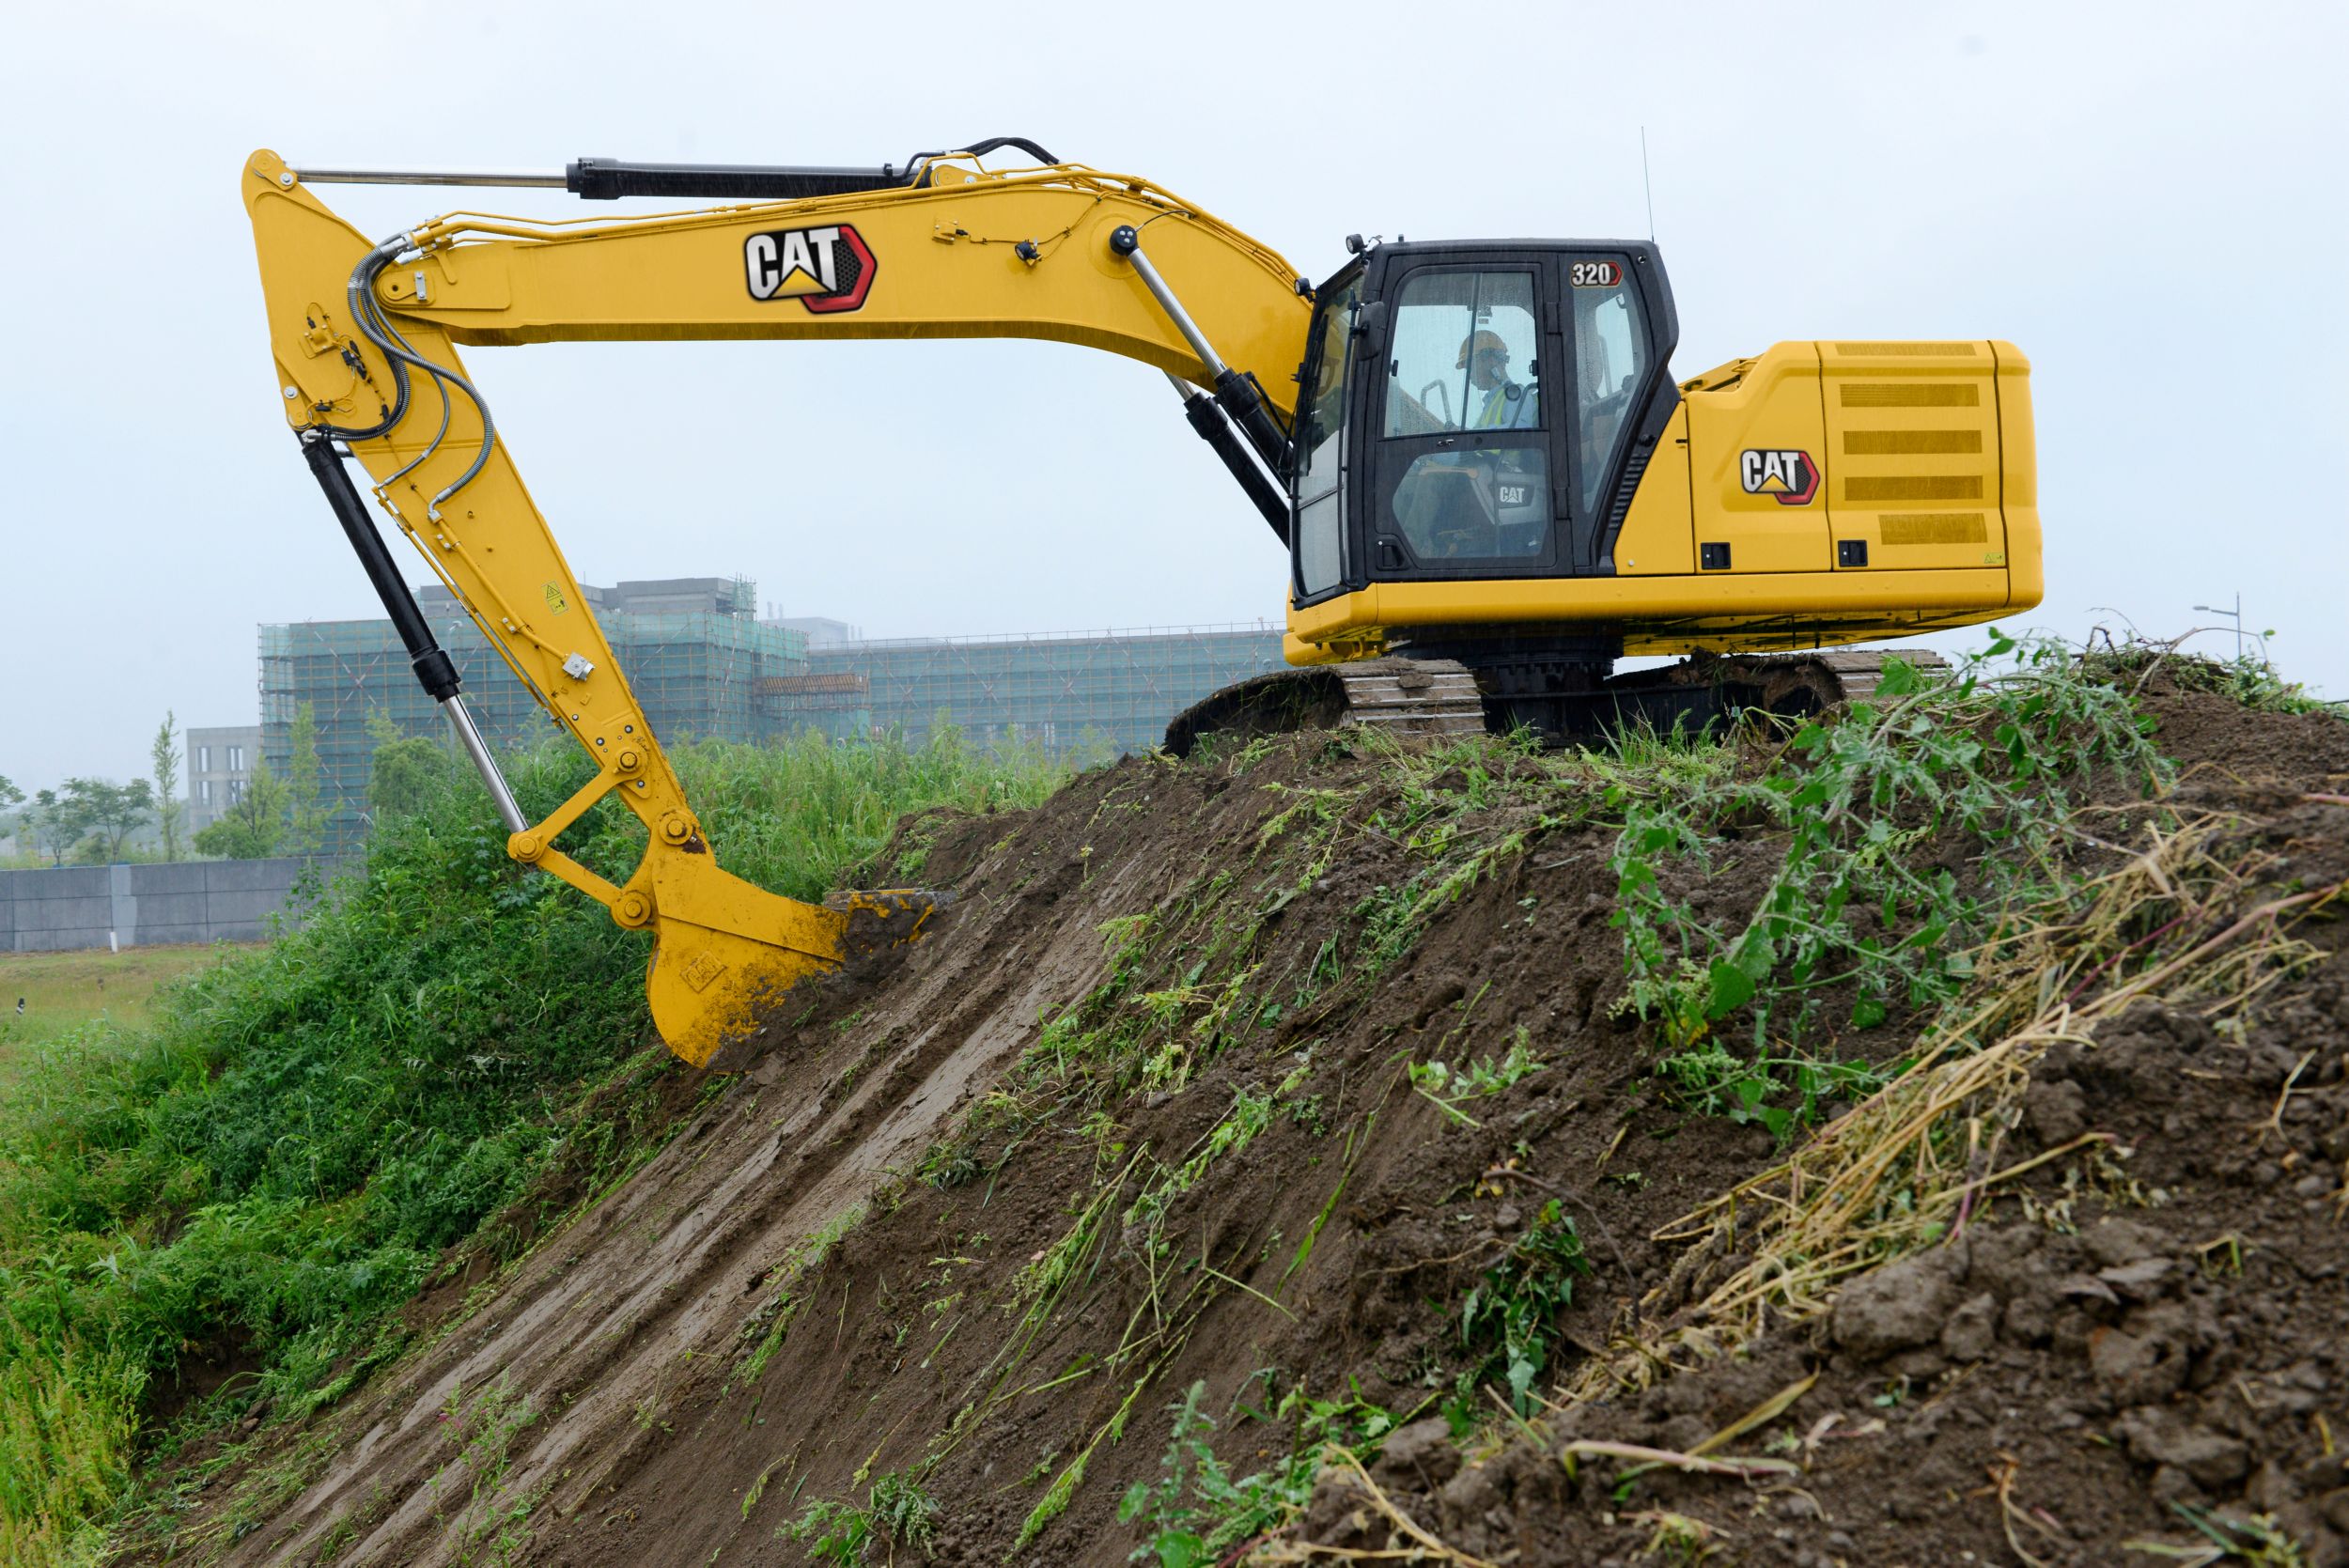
140, 676, 2349, 1567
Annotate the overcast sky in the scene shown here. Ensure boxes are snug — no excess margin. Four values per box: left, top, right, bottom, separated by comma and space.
3, 0, 2342, 792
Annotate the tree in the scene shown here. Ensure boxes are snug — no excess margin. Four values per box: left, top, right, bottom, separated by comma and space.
76, 777, 155, 862
0, 775, 22, 812
194, 761, 288, 859
151, 712, 185, 862
26, 788, 73, 865
285, 702, 331, 855
365, 709, 460, 823
40, 778, 154, 863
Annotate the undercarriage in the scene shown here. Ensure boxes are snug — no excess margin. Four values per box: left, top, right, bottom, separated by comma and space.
1162, 646, 1948, 756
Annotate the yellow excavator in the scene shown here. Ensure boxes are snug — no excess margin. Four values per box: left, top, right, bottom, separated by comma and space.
241, 139, 2042, 1067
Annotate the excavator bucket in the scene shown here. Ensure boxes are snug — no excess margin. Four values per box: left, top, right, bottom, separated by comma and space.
642, 850, 941, 1069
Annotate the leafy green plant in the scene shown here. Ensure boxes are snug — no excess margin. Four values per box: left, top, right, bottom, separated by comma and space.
780, 1469, 938, 1563
1459, 1199, 1590, 1414
1408, 1027, 1548, 1127
868, 1471, 940, 1554
1118, 1381, 1396, 1567
1651, 1048, 1904, 1141
781, 1498, 873, 1564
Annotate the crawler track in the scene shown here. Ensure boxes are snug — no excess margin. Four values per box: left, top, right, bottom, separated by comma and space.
1165, 646, 1951, 753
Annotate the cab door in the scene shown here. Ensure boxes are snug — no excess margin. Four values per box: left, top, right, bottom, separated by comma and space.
1289, 264, 1362, 606
1364, 258, 1563, 579
1560, 251, 1670, 573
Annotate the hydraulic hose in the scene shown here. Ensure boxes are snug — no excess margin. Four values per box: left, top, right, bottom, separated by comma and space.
341, 234, 499, 516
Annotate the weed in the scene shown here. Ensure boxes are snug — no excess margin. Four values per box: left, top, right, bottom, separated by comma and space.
1017, 1450, 1088, 1549
2123, 1503, 2313, 1563
741, 1457, 785, 1521
781, 1498, 872, 1564
1408, 1027, 1548, 1127
868, 1471, 940, 1552
1459, 1199, 1590, 1414
435, 1376, 545, 1567
781, 1467, 940, 1563
1650, 1048, 1902, 1141
734, 1203, 864, 1390
2086, 641, 2341, 721
1119, 1380, 1399, 1564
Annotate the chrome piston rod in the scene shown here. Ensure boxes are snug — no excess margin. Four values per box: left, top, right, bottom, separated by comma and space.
1109, 225, 1291, 470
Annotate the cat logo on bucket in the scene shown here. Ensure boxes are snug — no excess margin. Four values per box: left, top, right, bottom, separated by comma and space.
742, 224, 877, 313
1739, 448, 1820, 505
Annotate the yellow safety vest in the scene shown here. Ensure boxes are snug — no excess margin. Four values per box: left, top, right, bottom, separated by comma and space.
1477, 383, 1528, 428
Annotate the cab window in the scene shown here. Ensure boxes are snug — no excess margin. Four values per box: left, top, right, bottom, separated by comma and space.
1571, 274, 1647, 513
1383, 272, 1541, 436
1294, 274, 1360, 502
1381, 270, 1549, 563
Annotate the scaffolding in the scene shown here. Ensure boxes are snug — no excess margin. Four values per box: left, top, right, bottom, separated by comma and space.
261, 598, 806, 850
257, 591, 1286, 851
776, 623, 1286, 755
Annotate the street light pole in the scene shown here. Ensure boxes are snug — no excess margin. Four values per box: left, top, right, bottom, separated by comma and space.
2192, 595, 2245, 662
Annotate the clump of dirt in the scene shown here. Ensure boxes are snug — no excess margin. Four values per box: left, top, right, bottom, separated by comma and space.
134, 669, 2349, 1568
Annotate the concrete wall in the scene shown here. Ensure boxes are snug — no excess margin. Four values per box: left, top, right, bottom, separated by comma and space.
0, 858, 340, 952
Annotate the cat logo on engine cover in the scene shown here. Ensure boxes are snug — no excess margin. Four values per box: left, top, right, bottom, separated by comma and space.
743, 224, 877, 314
1740, 448, 1820, 506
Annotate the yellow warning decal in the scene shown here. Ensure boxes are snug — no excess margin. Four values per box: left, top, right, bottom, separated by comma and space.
543, 582, 569, 615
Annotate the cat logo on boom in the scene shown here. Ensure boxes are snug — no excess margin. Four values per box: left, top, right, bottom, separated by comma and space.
742, 224, 878, 314
1739, 448, 1820, 506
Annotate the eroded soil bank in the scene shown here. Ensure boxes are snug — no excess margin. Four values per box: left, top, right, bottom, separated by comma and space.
137, 675, 2349, 1567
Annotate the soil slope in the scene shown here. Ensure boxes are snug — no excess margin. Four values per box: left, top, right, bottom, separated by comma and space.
145, 679, 2349, 1567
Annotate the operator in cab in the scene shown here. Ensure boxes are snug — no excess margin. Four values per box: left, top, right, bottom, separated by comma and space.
1462, 330, 1538, 429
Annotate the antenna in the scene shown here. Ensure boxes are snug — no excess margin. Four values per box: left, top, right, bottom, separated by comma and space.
1640, 127, 1657, 241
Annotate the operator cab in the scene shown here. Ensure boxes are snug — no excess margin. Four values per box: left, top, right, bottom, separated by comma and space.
1289, 241, 1681, 608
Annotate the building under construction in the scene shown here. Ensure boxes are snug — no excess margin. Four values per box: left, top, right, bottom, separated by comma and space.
260, 578, 1283, 850
769, 625, 1284, 756
263, 578, 804, 851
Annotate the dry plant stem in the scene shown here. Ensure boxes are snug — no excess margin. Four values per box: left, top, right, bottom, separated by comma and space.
1555, 1439, 1798, 1481
2259, 1050, 2317, 1147
1990, 1452, 2062, 1568
1244, 1447, 1501, 1568
1689, 1373, 1817, 1458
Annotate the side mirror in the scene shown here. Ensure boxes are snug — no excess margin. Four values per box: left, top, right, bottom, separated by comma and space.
1351, 301, 1387, 337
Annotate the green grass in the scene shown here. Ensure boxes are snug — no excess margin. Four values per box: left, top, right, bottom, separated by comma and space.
0, 947, 249, 1077
0, 728, 1061, 1567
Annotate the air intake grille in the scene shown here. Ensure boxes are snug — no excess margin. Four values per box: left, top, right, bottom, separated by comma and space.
1845, 475, 1984, 503
1843, 429, 1983, 455
1833, 342, 1981, 356
1878, 512, 1988, 546
1842, 384, 1979, 408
